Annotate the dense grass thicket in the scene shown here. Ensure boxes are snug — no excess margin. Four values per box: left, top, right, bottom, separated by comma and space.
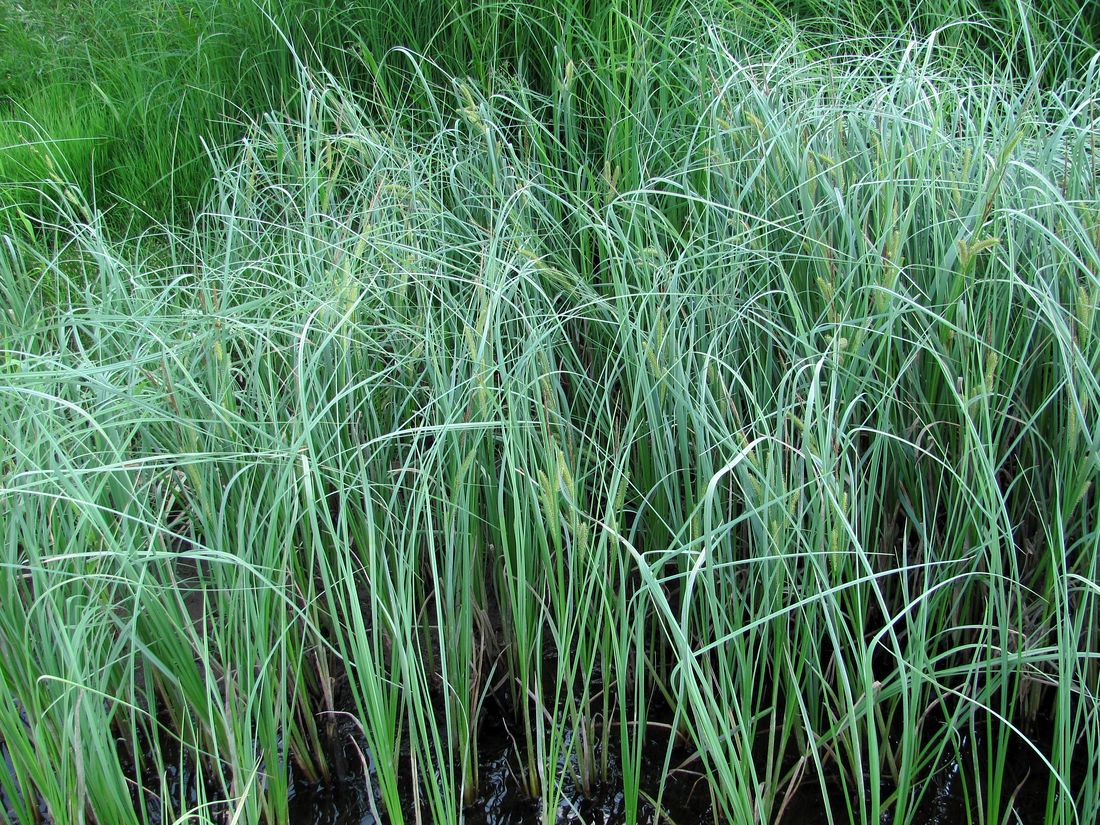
1, 1, 1099, 823
1, 0, 1097, 225
0, 0, 384, 225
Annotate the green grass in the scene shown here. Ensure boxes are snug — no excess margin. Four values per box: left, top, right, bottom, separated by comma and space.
0, 0, 389, 228
2, 0, 1095, 230
1, 1, 1099, 824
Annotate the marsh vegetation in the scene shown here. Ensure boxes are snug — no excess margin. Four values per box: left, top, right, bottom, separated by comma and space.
1, 1, 1099, 823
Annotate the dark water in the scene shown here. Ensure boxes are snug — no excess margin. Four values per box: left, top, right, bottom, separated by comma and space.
287, 705, 717, 825
0, 698, 1059, 825
284, 706, 1057, 825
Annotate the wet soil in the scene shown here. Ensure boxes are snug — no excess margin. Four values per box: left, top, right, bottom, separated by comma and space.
282, 706, 1060, 825
0, 555, 1072, 825
282, 693, 1068, 825
287, 699, 717, 825
0, 697, 1067, 825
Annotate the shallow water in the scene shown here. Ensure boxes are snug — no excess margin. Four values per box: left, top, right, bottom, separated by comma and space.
0, 697, 1056, 825
284, 705, 1056, 825
287, 705, 718, 825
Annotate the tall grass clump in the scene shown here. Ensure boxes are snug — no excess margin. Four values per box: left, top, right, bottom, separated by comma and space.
1, 2, 1099, 824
